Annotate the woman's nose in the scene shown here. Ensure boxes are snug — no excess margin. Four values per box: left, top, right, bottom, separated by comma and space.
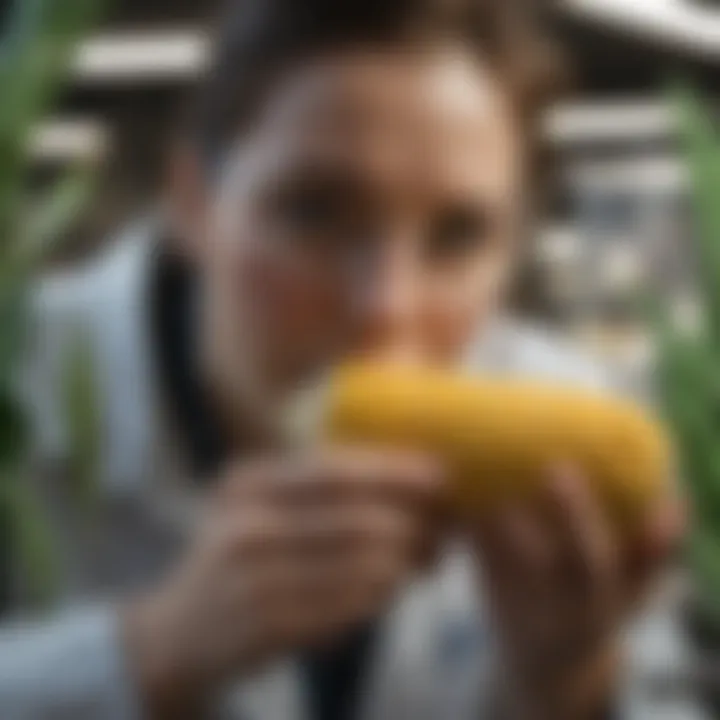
351, 242, 422, 362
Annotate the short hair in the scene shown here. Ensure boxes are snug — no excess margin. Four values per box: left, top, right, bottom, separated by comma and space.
191, 0, 565, 169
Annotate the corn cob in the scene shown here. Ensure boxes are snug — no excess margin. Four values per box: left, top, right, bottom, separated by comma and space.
317, 363, 671, 528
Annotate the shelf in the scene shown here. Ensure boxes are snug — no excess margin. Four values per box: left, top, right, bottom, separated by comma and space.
542, 100, 679, 146
562, 156, 689, 195
71, 29, 209, 84
29, 119, 111, 163
559, 0, 720, 62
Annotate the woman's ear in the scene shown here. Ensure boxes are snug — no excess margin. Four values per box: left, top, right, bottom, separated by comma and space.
163, 141, 210, 260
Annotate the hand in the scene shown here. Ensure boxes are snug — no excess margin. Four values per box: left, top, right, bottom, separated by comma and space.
474, 464, 684, 720
123, 449, 443, 718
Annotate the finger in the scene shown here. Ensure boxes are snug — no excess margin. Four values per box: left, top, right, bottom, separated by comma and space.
234, 449, 444, 508
635, 495, 686, 563
302, 448, 445, 506
266, 580, 384, 651
285, 502, 428, 558
476, 504, 557, 590
474, 505, 564, 651
544, 463, 619, 604
204, 506, 288, 560
219, 501, 431, 568
415, 510, 449, 571
625, 497, 686, 607
257, 547, 411, 634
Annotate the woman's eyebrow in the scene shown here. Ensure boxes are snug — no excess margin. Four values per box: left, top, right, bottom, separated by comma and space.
266, 157, 373, 198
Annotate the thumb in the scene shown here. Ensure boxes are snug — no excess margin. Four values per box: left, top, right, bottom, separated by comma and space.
625, 497, 686, 609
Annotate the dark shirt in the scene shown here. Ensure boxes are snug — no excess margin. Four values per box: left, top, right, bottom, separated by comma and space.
149, 246, 378, 720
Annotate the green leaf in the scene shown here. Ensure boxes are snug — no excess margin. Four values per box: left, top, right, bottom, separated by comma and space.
671, 82, 720, 338
688, 525, 720, 626
0, 388, 29, 473
660, 336, 718, 400
654, 333, 720, 522
2, 169, 93, 286
0, 284, 30, 377
62, 331, 102, 514
0, 171, 92, 381
0, 478, 60, 609
661, 81, 720, 564
0, 0, 108, 234
0, 0, 108, 611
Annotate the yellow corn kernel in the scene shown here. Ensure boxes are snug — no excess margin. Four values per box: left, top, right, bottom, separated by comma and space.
322, 363, 671, 528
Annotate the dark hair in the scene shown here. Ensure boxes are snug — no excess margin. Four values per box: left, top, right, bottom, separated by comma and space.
191, 0, 565, 170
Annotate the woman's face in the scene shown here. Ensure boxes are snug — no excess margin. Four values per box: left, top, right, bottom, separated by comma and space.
195, 47, 523, 402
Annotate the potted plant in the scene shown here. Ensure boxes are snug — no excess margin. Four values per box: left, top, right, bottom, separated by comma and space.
0, 0, 105, 612
654, 83, 720, 711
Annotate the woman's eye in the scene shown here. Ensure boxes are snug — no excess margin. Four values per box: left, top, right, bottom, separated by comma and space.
275, 184, 351, 238
427, 207, 491, 261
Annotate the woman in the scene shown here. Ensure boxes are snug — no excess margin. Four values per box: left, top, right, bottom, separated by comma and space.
1, 1, 685, 719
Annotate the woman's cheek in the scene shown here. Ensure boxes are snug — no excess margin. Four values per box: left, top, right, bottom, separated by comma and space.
234, 246, 349, 367
425, 262, 506, 361
424, 302, 480, 363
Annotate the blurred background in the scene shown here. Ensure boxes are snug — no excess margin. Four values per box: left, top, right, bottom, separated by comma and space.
1, 0, 720, 712
2, 0, 718, 390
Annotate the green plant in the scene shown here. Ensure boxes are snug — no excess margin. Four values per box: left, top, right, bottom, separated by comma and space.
656, 83, 720, 623
0, 0, 106, 609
